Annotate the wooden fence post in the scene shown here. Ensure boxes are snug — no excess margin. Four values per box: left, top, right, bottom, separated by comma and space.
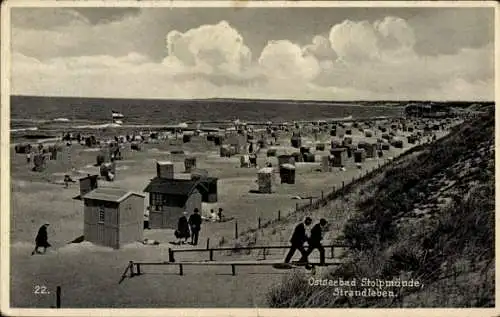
321, 190, 324, 200
129, 261, 135, 277
258, 217, 261, 229
309, 197, 313, 207
56, 286, 61, 308
278, 210, 281, 221
235, 221, 238, 239
342, 181, 345, 189
206, 238, 210, 250
168, 248, 175, 262
296, 203, 299, 212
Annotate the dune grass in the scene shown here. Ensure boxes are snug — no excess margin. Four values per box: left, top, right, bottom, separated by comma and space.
267, 113, 494, 308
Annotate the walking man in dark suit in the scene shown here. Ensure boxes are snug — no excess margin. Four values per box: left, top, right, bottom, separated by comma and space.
306, 218, 328, 265
31, 223, 51, 255
188, 208, 202, 245
284, 217, 312, 264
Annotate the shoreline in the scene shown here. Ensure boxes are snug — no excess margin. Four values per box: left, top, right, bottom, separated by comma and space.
10, 115, 408, 146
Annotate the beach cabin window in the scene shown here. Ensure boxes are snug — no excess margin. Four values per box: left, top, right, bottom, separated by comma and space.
151, 193, 162, 211
98, 207, 105, 223
151, 194, 156, 205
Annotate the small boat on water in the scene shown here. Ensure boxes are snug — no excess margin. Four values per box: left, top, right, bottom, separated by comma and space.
112, 110, 125, 126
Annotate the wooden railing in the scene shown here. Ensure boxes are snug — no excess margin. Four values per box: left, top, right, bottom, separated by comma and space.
126, 259, 343, 279
119, 242, 348, 283
167, 242, 348, 262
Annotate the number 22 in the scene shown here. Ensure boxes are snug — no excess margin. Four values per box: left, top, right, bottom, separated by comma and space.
34, 285, 49, 294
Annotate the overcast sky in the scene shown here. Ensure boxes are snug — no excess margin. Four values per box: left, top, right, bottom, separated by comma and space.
10, 6, 495, 100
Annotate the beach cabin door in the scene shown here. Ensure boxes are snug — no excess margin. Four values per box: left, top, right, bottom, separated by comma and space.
162, 208, 172, 228
97, 206, 106, 242
148, 209, 170, 228
149, 210, 162, 229
97, 206, 119, 248
97, 223, 105, 240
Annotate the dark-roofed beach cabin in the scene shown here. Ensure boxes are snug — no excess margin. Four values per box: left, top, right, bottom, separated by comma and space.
143, 178, 202, 229
193, 176, 218, 203
82, 187, 145, 249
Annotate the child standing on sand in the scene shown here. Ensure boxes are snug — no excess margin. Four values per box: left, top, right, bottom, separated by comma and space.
217, 208, 224, 222
209, 209, 219, 222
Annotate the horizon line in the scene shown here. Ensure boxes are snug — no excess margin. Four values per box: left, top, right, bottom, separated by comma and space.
9, 95, 495, 104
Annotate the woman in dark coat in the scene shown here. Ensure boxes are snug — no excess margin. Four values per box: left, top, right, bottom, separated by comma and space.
31, 224, 51, 255
175, 213, 190, 244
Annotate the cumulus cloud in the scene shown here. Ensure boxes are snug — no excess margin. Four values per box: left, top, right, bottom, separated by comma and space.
12, 52, 257, 99
11, 51, 321, 100
302, 35, 337, 61
374, 16, 416, 50
10, 13, 494, 101
166, 20, 252, 75
259, 40, 320, 81
329, 17, 417, 63
329, 20, 380, 62
314, 43, 493, 100
313, 16, 493, 100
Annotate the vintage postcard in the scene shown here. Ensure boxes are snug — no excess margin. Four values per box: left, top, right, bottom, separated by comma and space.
0, 1, 497, 316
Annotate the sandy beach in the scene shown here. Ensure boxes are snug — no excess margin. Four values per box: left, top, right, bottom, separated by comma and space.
9, 116, 458, 308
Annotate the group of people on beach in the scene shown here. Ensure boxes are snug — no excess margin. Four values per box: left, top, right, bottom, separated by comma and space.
285, 217, 329, 266
175, 209, 203, 245
175, 208, 227, 245
208, 208, 225, 222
